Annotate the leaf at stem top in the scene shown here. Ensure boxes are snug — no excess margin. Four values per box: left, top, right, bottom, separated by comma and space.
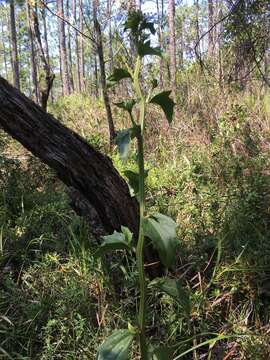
138, 40, 162, 58
149, 277, 191, 317
150, 91, 175, 124
107, 68, 132, 88
97, 329, 134, 360
95, 226, 133, 258
143, 213, 178, 268
114, 99, 136, 114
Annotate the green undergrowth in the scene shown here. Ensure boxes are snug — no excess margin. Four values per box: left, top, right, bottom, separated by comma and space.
1, 89, 270, 358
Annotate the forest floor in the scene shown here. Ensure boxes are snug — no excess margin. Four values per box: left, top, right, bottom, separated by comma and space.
1, 83, 270, 359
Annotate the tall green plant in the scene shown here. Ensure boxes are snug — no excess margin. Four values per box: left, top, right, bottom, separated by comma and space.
96, 11, 179, 360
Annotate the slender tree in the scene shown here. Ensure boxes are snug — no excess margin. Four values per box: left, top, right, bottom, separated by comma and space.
72, 0, 81, 92
57, 0, 71, 96
9, 0, 20, 90
208, 0, 214, 57
93, 0, 115, 146
66, 0, 74, 92
78, 0, 85, 91
26, 0, 39, 103
31, 1, 54, 110
168, 0, 176, 97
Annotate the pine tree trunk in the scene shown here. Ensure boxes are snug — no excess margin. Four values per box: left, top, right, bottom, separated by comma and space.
156, 0, 164, 87
57, 0, 71, 96
72, 0, 81, 93
31, 1, 54, 110
26, 0, 39, 103
208, 0, 214, 57
66, 0, 74, 92
168, 0, 176, 98
9, 0, 20, 90
0, 76, 139, 237
93, 0, 115, 147
41, 5, 54, 102
78, 0, 85, 91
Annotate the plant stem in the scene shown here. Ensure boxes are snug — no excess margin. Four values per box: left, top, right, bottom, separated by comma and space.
134, 55, 148, 359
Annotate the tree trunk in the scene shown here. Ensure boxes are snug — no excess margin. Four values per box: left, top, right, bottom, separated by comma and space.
168, 0, 176, 98
31, 1, 54, 110
107, 0, 114, 73
93, 0, 115, 147
78, 0, 85, 91
0, 76, 139, 237
72, 0, 81, 92
1, 22, 8, 80
66, 0, 74, 92
156, 0, 164, 87
57, 0, 71, 96
41, 4, 54, 102
9, 0, 20, 90
208, 0, 214, 57
26, 0, 39, 103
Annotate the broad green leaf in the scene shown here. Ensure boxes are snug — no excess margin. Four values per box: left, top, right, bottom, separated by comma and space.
107, 68, 132, 88
143, 213, 178, 268
115, 130, 132, 160
148, 346, 173, 360
138, 40, 162, 58
115, 127, 140, 160
97, 329, 134, 360
149, 277, 191, 316
114, 99, 136, 114
124, 10, 145, 33
150, 91, 175, 124
95, 227, 133, 257
124, 10, 155, 36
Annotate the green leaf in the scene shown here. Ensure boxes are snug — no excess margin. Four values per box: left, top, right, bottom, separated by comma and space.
148, 346, 173, 360
143, 213, 178, 268
124, 10, 145, 33
149, 277, 191, 316
95, 226, 133, 258
150, 91, 175, 124
107, 68, 132, 88
115, 127, 140, 160
138, 40, 162, 58
115, 129, 132, 160
97, 329, 134, 360
114, 99, 136, 114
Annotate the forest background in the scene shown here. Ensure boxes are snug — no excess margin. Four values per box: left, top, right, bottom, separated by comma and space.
1, 0, 270, 359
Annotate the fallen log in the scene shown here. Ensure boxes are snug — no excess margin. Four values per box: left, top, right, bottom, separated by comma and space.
0, 76, 139, 237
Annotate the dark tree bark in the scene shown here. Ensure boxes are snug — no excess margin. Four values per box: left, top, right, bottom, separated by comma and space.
93, 0, 115, 147
168, 0, 176, 98
26, 0, 39, 103
9, 0, 20, 90
57, 0, 71, 96
0, 76, 139, 237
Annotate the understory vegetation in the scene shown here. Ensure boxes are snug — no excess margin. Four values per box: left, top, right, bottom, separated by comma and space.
1, 70, 270, 358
